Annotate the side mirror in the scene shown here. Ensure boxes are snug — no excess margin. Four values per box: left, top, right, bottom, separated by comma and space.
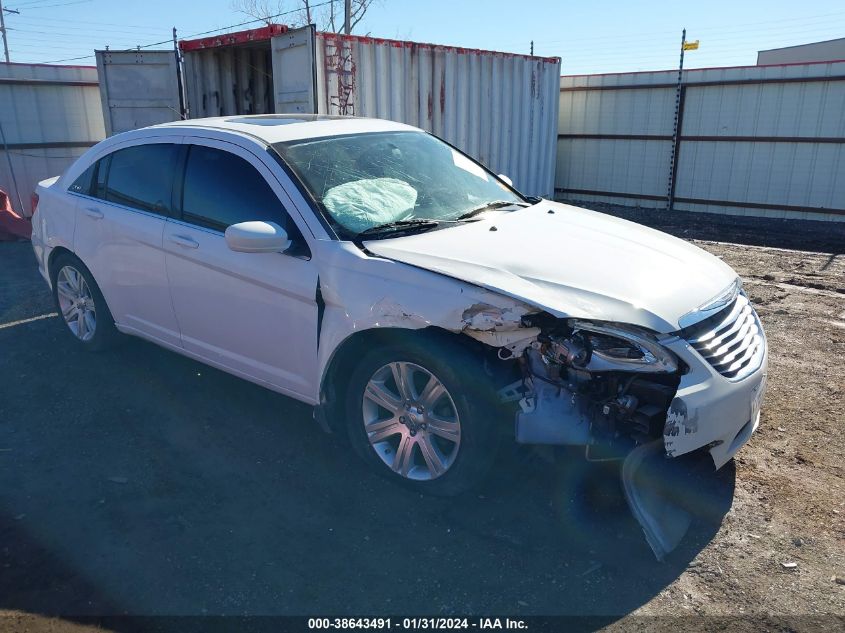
225, 221, 291, 253
498, 174, 513, 187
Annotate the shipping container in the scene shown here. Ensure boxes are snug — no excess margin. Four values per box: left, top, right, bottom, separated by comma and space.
96, 25, 561, 197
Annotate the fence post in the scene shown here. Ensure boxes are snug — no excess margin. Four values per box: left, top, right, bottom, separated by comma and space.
667, 29, 686, 212
668, 85, 687, 212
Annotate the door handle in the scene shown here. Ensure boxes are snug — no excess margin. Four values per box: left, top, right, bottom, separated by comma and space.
169, 234, 199, 249
84, 207, 104, 220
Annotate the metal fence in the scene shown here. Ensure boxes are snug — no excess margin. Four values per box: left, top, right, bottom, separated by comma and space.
0, 62, 106, 216
555, 60, 845, 222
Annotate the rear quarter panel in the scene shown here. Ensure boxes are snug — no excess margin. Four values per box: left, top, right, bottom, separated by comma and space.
32, 176, 76, 287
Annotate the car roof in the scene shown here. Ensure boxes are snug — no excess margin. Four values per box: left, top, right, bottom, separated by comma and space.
152, 114, 422, 144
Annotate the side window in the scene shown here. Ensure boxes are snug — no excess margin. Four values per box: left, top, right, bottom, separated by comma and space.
181, 145, 293, 233
69, 163, 95, 195
104, 143, 178, 214
94, 155, 110, 199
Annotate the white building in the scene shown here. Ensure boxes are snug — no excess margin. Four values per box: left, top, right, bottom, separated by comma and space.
757, 37, 845, 65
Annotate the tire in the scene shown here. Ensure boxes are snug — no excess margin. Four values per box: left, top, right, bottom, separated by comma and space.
344, 333, 501, 496
50, 252, 120, 351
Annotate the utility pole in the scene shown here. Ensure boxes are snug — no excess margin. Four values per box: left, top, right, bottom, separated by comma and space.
344, 0, 351, 34
530, 40, 534, 56
172, 26, 186, 120
0, 0, 18, 64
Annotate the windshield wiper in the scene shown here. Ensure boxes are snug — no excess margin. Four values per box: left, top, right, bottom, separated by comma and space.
454, 200, 530, 222
357, 218, 441, 237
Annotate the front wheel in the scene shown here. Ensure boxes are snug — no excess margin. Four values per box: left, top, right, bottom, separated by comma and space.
345, 334, 501, 496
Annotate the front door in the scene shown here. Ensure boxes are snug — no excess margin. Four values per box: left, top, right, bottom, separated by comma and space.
163, 138, 319, 401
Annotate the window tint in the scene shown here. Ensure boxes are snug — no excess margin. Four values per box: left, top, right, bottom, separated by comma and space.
105, 144, 178, 214
181, 145, 289, 231
94, 155, 109, 199
69, 163, 95, 195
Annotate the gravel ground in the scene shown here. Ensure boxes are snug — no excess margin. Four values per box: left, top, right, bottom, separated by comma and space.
0, 207, 843, 631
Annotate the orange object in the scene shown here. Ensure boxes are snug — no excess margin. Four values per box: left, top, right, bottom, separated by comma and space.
0, 188, 32, 241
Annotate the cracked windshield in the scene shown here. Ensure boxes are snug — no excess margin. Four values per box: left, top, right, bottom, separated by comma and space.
274, 131, 526, 238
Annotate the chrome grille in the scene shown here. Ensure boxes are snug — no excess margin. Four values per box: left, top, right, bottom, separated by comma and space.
682, 293, 765, 380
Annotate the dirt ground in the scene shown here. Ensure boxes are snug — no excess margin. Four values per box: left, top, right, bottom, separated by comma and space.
0, 207, 843, 631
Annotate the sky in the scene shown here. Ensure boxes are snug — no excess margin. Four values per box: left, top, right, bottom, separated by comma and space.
2, 0, 845, 74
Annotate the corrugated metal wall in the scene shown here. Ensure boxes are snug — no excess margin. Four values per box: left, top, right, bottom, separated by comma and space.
556, 61, 845, 222
316, 33, 561, 197
0, 63, 105, 216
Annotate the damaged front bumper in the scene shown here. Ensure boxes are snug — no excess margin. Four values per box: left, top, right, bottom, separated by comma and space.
510, 321, 768, 560
623, 336, 768, 560
661, 336, 768, 468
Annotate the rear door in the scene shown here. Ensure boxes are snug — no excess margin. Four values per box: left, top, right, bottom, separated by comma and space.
162, 137, 319, 400
71, 138, 182, 347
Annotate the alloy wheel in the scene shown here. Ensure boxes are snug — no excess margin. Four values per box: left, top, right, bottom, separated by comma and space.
56, 265, 97, 342
362, 361, 462, 481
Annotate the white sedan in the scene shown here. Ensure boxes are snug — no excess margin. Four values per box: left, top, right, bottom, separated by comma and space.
31, 115, 767, 559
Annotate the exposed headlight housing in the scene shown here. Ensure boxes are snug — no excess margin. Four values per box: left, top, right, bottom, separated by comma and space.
564, 320, 679, 373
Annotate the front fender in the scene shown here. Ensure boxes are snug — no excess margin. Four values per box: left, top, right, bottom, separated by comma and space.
312, 241, 537, 402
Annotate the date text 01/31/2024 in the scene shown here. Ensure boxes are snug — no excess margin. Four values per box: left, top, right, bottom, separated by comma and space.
308, 618, 528, 630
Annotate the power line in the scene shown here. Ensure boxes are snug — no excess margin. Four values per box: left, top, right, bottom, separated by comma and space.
170, 0, 335, 43
8, 27, 167, 41
530, 23, 845, 66
8, 14, 169, 30
9, 0, 92, 9
11, 0, 73, 6
8, 21, 167, 37
551, 31, 845, 63
10, 41, 143, 52
529, 18, 845, 53
26, 53, 94, 62
37, 0, 336, 64
7, 0, 57, 7
498, 9, 845, 48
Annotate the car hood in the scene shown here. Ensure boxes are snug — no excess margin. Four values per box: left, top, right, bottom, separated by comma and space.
364, 201, 737, 333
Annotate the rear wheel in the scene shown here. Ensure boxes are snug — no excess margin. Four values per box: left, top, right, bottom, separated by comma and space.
51, 253, 119, 351
345, 334, 501, 496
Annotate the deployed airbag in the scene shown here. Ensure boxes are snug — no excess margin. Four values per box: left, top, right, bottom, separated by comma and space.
323, 178, 418, 234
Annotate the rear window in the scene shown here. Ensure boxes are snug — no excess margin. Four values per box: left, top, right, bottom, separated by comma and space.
104, 144, 178, 214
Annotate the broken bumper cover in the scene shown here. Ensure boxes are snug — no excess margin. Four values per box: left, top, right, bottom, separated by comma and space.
661, 336, 768, 468
623, 335, 767, 560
